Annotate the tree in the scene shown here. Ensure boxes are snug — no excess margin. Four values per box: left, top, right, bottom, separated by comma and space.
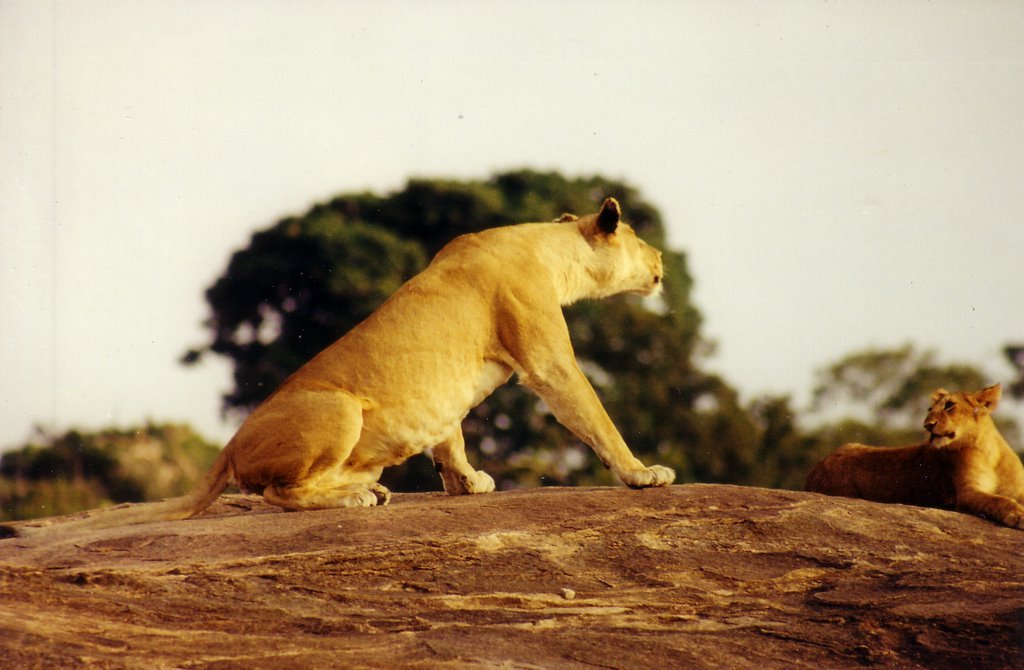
185, 170, 763, 490
0, 423, 221, 521
747, 394, 819, 490
809, 344, 989, 433
1005, 344, 1024, 399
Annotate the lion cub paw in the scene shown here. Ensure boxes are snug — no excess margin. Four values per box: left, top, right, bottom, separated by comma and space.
619, 465, 676, 489
999, 503, 1024, 529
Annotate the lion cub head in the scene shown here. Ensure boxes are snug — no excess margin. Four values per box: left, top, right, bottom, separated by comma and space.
924, 384, 1002, 447
575, 197, 664, 299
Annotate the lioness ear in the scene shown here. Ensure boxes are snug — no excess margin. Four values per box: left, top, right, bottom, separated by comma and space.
554, 213, 578, 223
930, 388, 949, 403
974, 384, 1002, 411
596, 197, 621, 235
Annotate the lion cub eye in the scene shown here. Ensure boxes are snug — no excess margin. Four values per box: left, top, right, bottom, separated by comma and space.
943, 400, 956, 412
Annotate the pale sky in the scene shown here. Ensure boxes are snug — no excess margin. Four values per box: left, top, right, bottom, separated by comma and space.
2, 0, 1023, 450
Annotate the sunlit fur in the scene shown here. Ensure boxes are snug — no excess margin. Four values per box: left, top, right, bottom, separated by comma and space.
806, 385, 1024, 529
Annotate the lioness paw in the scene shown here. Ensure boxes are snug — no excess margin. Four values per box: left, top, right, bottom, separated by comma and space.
369, 483, 392, 506
466, 470, 496, 494
442, 468, 495, 496
620, 464, 675, 489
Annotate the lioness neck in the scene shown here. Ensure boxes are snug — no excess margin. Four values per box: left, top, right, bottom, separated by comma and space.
527, 223, 611, 306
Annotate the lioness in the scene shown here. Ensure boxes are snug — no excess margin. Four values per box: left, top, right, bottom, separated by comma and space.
3, 198, 674, 538
805, 384, 1024, 529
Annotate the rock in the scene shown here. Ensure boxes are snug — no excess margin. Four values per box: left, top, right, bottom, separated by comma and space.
0, 484, 1021, 669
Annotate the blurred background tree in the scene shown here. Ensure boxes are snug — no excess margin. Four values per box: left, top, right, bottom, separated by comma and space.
183, 170, 765, 491
1005, 344, 1024, 399
0, 423, 220, 521
808, 344, 989, 432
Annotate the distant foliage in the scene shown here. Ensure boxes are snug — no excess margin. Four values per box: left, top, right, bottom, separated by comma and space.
0, 424, 220, 521
1006, 345, 1024, 399
810, 344, 990, 431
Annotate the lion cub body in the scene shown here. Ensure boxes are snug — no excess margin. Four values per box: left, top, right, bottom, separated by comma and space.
806, 385, 1024, 529
4, 198, 674, 537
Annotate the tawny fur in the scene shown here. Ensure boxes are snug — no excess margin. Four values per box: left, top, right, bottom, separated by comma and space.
4, 198, 674, 538
806, 385, 1024, 529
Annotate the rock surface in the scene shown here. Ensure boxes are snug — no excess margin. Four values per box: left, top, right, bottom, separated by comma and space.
0, 484, 1021, 669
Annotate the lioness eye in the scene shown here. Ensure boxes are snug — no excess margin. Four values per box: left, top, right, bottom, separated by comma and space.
944, 400, 956, 412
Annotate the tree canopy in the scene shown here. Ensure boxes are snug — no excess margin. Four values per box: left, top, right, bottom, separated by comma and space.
0, 423, 220, 521
810, 344, 990, 432
1005, 344, 1024, 399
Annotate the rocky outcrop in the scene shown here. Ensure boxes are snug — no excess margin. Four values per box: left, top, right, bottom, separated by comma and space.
1, 484, 1021, 669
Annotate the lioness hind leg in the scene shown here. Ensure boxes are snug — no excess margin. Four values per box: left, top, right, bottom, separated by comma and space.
431, 429, 495, 495
263, 481, 390, 511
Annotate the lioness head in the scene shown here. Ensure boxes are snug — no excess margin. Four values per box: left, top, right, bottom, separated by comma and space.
576, 197, 664, 298
924, 384, 1002, 447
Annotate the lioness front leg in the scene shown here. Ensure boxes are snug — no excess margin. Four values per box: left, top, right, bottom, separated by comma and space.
431, 429, 495, 495
499, 293, 674, 489
523, 363, 674, 489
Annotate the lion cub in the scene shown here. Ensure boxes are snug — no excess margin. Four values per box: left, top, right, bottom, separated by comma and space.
806, 384, 1024, 529
2, 198, 674, 538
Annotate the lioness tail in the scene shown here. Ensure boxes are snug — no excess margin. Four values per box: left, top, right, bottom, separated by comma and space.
0, 448, 231, 540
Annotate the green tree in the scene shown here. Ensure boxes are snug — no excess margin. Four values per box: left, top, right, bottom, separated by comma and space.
746, 394, 821, 490
185, 170, 762, 490
809, 344, 989, 433
1005, 344, 1024, 399
0, 423, 221, 521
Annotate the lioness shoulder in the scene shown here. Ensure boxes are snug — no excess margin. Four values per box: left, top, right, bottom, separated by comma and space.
806, 384, 1024, 529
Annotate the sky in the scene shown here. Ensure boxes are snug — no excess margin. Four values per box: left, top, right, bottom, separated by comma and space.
2, 0, 1023, 450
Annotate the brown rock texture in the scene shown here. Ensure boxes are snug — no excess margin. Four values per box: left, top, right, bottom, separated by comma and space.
1, 484, 1021, 669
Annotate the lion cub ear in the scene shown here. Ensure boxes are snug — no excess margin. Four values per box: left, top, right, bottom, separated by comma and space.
596, 197, 622, 235
974, 384, 1002, 411
930, 388, 950, 403
554, 213, 578, 223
